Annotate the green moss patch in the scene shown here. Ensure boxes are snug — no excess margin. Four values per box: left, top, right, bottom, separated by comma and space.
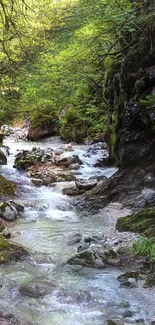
116, 208, 155, 238
0, 234, 11, 251
0, 176, 15, 196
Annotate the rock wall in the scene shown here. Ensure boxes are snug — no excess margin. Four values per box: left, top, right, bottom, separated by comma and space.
107, 14, 155, 169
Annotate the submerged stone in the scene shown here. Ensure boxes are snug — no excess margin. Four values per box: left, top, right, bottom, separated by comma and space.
19, 282, 52, 297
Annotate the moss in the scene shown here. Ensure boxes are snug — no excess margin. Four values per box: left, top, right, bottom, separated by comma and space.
0, 234, 11, 251
16, 159, 32, 170
0, 176, 15, 196
116, 208, 155, 238
0, 201, 8, 211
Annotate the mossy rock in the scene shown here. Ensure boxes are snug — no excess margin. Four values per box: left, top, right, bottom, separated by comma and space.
116, 208, 155, 237
0, 176, 15, 196
16, 159, 32, 170
0, 234, 28, 264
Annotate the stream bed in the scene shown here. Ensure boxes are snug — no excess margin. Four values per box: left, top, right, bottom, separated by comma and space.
0, 136, 155, 325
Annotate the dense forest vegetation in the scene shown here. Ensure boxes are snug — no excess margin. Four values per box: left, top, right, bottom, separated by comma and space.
0, 0, 155, 144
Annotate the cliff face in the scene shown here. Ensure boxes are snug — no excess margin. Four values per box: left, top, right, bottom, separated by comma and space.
79, 4, 155, 211
107, 1, 155, 170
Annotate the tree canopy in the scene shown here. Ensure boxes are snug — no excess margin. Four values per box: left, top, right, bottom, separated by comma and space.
0, 0, 154, 141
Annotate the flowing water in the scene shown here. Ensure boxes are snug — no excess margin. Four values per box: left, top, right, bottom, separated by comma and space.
0, 136, 155, 325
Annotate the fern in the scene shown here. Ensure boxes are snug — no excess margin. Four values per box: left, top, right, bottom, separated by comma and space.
133, 237, 155, 263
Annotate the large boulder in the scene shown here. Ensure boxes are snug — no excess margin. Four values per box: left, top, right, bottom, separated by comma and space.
0, 201, 24, 221
27, 117, 58, 140
67, 245, 121, 268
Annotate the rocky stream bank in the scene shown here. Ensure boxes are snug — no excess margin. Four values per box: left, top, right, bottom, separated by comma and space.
0, 126, 154, 325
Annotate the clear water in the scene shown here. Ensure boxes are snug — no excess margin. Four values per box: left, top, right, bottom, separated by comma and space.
0, 137, 154, 325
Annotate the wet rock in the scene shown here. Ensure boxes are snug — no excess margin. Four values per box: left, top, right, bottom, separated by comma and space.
14, 148, 54, 170
0, 234, 28, 264
0, 201, 18, 221
120, 278, 138, 288
119, 301, 130, 308
77, 236, 104, 253
56, 154, 82, 168
67, 233, 82, 245
67, 247, 105, 268
62, 186, 84, 196
53, 148, 64, 155
31, 178, 43, 186
107, 320, 123, 325
57, 289, 91, 304
29, 164, 76, 185
143, 275, 155, 288
68, 244, 122, 268
122, 310, 134, 318
1, 124, 13, 134
77, 241, 90, 253
0, 310, 26, 325
135, 318, 145, 324
68, 163, 80, 170
9, 201, 24, 212
19, 282, 52, 297
0, 149, 7, 165
75, 179, 97, 191
59, 143, 74, 151
0, 201, 24, 221
2, 228, 11, 239
117, 272, 139, 283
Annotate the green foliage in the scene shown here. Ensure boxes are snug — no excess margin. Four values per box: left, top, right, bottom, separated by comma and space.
133, 237, 155, 263
0, 0, 155, 141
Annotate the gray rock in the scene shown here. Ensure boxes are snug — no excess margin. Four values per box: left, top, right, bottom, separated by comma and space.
56, 155, 82, 167
53, 148, 64, 155
120, 278, 138, 288
57, 289, 91, 304
9, 201, 24, 212
68, 245, 122, 268
67, 233, 82, 245
75, 178, 97, 191
0, 310, 26, 325
0, 201, 24, 221
67, 247, 105, 268
19, 282, 52, 297
2, 228, 11, 239
68, 163, 80, 170
0, 202, 18, 221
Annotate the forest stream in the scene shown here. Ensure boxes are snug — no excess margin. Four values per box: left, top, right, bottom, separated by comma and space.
0, 135, 155, 325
